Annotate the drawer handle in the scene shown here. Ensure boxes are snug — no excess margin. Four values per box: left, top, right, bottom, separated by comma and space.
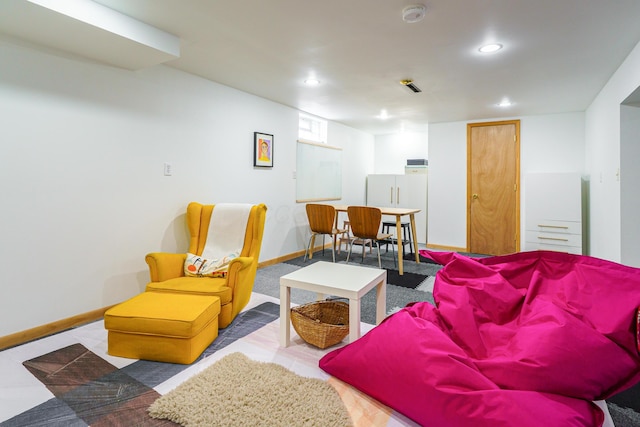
538, 236, 569, 242
538, 224, 569, 229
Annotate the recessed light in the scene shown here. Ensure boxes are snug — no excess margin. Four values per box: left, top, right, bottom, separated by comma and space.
479, 43, 503, 53
497, 99, 512, 107
304, 78, 320, 86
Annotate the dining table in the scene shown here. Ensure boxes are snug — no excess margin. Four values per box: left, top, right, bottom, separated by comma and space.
332, 205, 421, 275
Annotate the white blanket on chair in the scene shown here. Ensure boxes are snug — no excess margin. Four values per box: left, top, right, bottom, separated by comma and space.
201, 203, 253, 261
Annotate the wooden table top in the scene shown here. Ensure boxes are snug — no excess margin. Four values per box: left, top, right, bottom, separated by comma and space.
331, 205, 421, 215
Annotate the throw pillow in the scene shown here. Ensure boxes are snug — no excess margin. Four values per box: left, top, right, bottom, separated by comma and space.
184, 252, 238, 278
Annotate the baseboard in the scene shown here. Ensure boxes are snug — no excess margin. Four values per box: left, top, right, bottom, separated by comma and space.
258, 250, 307, 268
258, 244, 334, 268
258, 242, 471, 269
425, 243, 469, 252
0, 305, 116, 351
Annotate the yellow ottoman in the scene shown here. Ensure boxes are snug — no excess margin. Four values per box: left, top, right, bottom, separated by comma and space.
104, 292, 220, 364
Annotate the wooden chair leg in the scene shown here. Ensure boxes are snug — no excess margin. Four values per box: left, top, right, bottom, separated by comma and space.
304, 234, 314, 262
346, 239, 354, 264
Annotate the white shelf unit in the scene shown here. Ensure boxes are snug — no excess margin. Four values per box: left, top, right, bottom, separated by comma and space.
524, 173, 585, 255
366, 173, 428, 244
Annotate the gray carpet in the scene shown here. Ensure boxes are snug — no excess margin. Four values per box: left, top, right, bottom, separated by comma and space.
253, 248, 437, 325
609, 389, 640, 427
253, 248, 640, 427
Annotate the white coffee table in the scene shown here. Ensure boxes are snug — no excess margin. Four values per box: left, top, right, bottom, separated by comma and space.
280, 261, 387, 347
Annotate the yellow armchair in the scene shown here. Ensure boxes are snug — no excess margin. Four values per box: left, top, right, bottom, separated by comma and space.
145, 202, 267, 328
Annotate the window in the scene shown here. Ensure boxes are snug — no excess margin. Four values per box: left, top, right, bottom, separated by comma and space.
299, 113, 327, 143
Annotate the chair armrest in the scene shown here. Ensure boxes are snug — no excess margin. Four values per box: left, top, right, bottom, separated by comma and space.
145, 252, 187, 282
226, 257, 254, 288
226, 256, 258, 320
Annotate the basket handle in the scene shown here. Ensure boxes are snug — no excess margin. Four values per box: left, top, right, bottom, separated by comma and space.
291, 308, 321, 323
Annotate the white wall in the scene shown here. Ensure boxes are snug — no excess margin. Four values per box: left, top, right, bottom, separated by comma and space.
519, 113, 585, 174
427, 112, 586, 250
373, 131, 428, 174
426, 122, 469, 248
0, 38, 373, 336
585, 39, 640, 263
620, 105, 640, 266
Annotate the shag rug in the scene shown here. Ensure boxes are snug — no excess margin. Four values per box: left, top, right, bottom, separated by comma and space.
148, 352, 352, 427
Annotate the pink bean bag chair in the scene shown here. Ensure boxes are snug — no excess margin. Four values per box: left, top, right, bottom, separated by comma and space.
320, 250, 640, 426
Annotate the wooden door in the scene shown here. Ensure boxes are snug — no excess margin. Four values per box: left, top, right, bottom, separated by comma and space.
467, 120, 520, 255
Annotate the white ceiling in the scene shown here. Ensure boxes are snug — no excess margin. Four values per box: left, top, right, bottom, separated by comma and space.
3, 0, 640, 135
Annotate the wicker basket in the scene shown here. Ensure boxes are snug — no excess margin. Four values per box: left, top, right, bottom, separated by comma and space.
290, 300, 349, 349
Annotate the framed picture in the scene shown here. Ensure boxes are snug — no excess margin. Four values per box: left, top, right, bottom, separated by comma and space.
253, 132, 274, 167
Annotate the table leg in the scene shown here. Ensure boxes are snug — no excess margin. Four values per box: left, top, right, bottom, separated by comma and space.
348, 297, 361, 343
375, 278, 387, 324
395, 215, 404, 275
409, 214, 420, 263
279, 285, 291, 347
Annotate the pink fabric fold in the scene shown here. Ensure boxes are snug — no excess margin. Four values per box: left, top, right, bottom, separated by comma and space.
320, 250, 640, 427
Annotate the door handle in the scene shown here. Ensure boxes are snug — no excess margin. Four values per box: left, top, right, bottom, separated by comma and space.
472, 194, 479, 200
397, 188, 400, 204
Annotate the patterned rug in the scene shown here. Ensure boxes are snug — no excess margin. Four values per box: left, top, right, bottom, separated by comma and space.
2, 302, 280, 427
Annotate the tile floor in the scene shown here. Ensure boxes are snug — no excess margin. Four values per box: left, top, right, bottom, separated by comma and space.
0, 293, 418, 427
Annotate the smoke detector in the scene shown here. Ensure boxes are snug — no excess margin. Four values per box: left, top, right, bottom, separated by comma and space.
402, 5, 426, 23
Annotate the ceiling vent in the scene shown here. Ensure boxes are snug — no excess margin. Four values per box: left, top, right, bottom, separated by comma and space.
400, 79, 422, 93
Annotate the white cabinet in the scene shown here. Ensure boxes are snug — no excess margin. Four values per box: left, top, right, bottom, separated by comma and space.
366, 173, 428, 244
524, 173, 585, 255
